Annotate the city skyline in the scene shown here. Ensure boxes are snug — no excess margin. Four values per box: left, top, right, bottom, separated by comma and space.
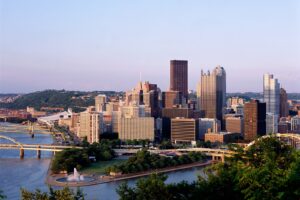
1, 0, 300, 93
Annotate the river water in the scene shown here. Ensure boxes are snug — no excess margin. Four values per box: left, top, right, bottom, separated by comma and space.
0, 122, 206, 200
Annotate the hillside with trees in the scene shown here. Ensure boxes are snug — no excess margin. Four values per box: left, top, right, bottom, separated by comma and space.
0, 90, 122, 112
117, 137, 300, 200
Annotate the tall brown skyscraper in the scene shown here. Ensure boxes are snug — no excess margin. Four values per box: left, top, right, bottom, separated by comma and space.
170, 60, 188, 99
244, 100, 266, 141
280, 88, 289, 118
197, 66, 226, 122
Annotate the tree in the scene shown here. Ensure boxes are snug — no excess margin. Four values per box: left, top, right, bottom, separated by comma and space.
0, 190, 6, 200
21, 187, 85, 200
117, 174, 171, 200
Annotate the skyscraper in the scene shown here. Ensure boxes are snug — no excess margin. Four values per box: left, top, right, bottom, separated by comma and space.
244, 100, 266, 141
170, 60, 188, 99
280, 88, 289, 118
197, 66, 226, 122
263, 74, 280, 116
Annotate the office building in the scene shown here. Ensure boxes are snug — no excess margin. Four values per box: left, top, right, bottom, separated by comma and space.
263, 74, 280, 115
79, 108, 103, 143
198, 118, 221, 140
171, 118, 197, 143
126, 81, 160, 118
244, 100, 266, 141
118, 117, 154, 140
225, 116, 244, 135
291, 116, 300, 133
162, 91, 182, 108
266, 113, 279, 134
205, 132, 240, 143
170, 60, 188, 99
95, 95, 107, 112
197, 66, 226, 123
280, 88, 289, 117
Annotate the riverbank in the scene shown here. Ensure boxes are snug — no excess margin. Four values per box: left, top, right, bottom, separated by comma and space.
46, 160, 215, 187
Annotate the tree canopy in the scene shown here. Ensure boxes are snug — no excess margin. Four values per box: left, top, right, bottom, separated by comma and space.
117, 137, 300, 200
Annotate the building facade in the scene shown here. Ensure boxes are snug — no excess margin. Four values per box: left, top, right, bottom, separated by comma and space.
118, 117, 155, 140
171, 118, 197, 143
263, 74, 280, 116
79, 109, 103, 143
280, 88, 289, 118
198, 118, 221, 140
197, 66, 226, 123
170, 60, 188, 99
266, 112, 279, 134
244, 100, 266, 141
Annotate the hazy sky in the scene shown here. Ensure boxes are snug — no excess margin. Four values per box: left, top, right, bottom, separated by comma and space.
0, 0, 299, 93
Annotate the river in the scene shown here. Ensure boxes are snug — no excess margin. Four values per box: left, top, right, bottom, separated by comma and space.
0, 122, 206, 200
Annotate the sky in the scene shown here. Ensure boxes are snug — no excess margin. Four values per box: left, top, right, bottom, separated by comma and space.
0, 0, 299, 93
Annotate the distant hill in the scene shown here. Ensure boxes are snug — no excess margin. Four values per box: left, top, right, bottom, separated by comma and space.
0, 90, 123, 112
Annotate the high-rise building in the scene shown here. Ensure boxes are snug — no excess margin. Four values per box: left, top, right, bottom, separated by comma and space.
280, 88, 289, 117
170, 60, 188, 99
244, 100, 266, 141
79, 108, 104, 143
171, 118, 197, 143
263, 74, 280, 116
197, 66, 226, 123
95, 95, 107, 112
162, 91, 182, 108
266, 112, 279, 134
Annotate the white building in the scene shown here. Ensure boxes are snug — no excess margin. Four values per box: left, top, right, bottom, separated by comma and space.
79, 108, 104, 143
266, 113, 279, 134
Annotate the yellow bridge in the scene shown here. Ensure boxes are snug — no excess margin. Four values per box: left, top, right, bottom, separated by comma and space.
0, 134, 82, 158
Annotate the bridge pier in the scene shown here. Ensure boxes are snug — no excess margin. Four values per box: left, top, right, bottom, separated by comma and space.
20, 149, 24, 159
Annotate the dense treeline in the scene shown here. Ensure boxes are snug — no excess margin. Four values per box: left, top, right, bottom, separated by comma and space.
106, 150, 205, 174
21, 187, 84, 200
0, 90, 121, 112
52, 140, 115, 173
117, 137, 300, 200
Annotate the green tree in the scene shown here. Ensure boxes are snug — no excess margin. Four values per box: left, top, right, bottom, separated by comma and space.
117, 174, 171, 200
21, 187, 85, 200
0, 190, 6, 200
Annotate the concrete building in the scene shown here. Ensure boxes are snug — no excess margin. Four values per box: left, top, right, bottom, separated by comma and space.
227, 97, 245, 107
126, 81, 160, 118
118, 117, 154, 140
263, 74, 280, 116
278, 119, 291, 133
244, 100, 266, 141
162, 91, 182, 108
95, 95, 107, 112
291, 116, 300, 133
171, 118, 197, 143
225, 116, 244, 135
197, 66, 226, 123
170, 60, 188, 99
280, 88, 289, 118
205, 132, 239, 143
198, 118, 221, 140
79, 108, 103, 143
266, 113, 279, 134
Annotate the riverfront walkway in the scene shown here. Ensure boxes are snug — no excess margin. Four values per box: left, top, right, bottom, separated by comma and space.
46, 160, 215, 187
